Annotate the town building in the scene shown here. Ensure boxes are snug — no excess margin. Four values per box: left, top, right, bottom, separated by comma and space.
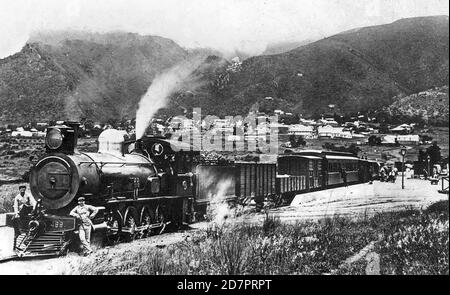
382, 135, 420, 145
299, 118, 317, 126
390, 124, 414, 134
288, 124, 316, 138
318, 118, 339, 126
317, 125, 352, 139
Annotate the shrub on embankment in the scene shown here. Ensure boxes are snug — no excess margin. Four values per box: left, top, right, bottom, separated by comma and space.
377, 200, 449, 275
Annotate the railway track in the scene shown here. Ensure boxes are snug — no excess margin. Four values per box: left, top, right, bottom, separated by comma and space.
0, 254, 18, 263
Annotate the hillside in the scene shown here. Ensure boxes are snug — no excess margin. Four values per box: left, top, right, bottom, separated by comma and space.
192, 16, 449, 118
0, 16, 448, 124
386, 85, 449, 126
0, 31, 189, 124
262, 39, 315, 55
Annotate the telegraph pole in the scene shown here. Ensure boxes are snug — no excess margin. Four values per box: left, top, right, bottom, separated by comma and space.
401, 147, 406, 189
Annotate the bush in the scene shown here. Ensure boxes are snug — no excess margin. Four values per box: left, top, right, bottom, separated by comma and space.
368, 135, 382, 146
378, 211, 449, 275
289, 135, 306, 148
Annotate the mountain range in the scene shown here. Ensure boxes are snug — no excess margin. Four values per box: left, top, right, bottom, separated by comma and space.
0, 15, 448, 125
198, 15, 448, 118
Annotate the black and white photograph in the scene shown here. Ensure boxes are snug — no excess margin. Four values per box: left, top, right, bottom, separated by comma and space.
0, 0, 448, 279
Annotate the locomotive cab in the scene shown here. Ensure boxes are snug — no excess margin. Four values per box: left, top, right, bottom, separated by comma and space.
138, 136, 199, 197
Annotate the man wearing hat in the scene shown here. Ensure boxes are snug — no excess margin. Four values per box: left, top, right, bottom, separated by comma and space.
13, 185, 36, 218
13, 185, 37, 238
69, 196, 99, 256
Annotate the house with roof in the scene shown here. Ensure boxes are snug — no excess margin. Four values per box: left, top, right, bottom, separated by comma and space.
382, 134, 420, 145
390, 124, 414, 134
317, 125, 352, 139
299, 118, 317, 126
288, 124, 316, 138
318, 118, 339, 126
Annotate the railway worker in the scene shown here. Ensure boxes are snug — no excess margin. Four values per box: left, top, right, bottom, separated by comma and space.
379, 166, 386, 182
13, 185, 36, 219
392, 167, 398, 183
13, 185, 37, 239
341, 168, 348, 187
386, 166, 393, 182
69, 196, 99, 256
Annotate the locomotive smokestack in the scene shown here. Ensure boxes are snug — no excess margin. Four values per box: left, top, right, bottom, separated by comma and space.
65, 121, 80, 149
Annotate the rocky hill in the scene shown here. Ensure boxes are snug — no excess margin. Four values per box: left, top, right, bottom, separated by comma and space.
0, 32, 189, 124
386, 85, 449, 126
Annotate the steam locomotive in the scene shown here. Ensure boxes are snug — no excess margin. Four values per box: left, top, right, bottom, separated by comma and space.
6, 121, 380, 258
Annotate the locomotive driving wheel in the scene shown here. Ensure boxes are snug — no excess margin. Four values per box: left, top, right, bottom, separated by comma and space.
139, 207, 153, 238
106, 211, 122, 245
123, 206, 139, 242
154, 205, 166, 235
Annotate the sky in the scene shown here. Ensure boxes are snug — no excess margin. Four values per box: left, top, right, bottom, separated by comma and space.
0, 0, 449, 58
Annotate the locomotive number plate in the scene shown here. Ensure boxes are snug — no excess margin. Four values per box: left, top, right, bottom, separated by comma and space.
46, 216, 76, 232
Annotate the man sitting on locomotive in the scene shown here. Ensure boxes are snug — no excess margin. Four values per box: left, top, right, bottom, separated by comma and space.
13, 185, 37, 246
69, 196, 99, 256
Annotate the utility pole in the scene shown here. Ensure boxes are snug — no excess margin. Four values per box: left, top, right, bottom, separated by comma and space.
401, 147, 406, 189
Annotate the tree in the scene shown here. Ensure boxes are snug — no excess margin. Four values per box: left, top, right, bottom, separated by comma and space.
368, 135, 382, 146
346, 143, 361, 156
419, 134, 433, 143
426, 141, 441, 166
107, 118, 119, 128
289, 134, 306, 148
418, 149, 427, 162
296, 135, 306, 147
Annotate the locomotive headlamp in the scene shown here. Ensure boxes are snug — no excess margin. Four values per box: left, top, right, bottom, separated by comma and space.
46, 128, 64, 150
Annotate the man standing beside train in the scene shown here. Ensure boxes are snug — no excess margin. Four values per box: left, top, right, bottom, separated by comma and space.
13, 185, 37, 248
70, 196, 98, 256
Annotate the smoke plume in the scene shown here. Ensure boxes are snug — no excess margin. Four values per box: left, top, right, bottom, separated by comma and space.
206, 178, 235, 224
135, 58, 203, 139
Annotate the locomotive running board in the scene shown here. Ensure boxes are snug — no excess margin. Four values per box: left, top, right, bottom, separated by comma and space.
107, 196, 188, 204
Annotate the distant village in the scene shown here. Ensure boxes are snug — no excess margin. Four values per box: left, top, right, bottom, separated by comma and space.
0, 107, 430, 148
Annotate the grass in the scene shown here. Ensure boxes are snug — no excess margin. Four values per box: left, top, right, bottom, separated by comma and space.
335, 259, 368, 275
76, 214, 379, 275
74, 200, 449, 275
376, 200, 449, 275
